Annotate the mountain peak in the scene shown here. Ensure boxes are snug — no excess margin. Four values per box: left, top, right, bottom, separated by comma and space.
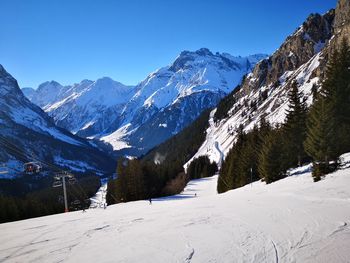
195, 48, 213, 56
170, 48, 233, 72
0, 64, 13, 80
79, 79, 93, 85
94, 77, 115, 86
37, 80, 63, 91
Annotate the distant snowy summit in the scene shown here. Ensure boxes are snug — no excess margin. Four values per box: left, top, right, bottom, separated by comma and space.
25, 49, 267, 156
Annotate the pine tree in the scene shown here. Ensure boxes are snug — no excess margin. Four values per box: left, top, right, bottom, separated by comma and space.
283, 81, 308, 167
127, 160, 145, 201
331, 39, 350, 154
258, 129, 286, 184
115, 158, 128, 202
304, 39, 350, 181
304, 98, 334, 181
187, 156, 218, 180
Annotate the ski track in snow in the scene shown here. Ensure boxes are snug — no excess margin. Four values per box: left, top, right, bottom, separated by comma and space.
1, 154, 350, 262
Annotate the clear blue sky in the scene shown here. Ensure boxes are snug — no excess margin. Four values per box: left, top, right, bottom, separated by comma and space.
0, 0, 336, 88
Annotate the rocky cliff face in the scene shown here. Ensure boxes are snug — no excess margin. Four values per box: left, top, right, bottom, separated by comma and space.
241, 10, 335, 95
188, 0, 349, 166
333, 0, 350, 46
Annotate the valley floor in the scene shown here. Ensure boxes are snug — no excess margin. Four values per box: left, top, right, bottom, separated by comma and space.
1, 155, 350, 262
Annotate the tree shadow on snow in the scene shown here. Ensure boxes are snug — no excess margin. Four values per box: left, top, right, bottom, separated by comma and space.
154, 194, 196, 202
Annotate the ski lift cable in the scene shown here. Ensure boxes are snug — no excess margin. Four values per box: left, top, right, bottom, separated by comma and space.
0, 136, 62, 171
68, 184, 86, 202
0, 136, 71, 174
66, 187, 85, 207
0, 136, 43, 164
0, 138, 60, 172
0, 138, 75, 178
73, 180, 90, 199
54, 178, 80, 204
64, 176, 89, 200
71, 182, 86, 197
0, 136, 95, 201
0, 137, 93, 212
0, 140, 49, 172
0, 137, 83, 179
56, 171, 88, 200
56, 171, 89, 201
0, 138, 34, 162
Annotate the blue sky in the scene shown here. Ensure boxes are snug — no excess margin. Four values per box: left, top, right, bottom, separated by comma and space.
0, 0, 336, 88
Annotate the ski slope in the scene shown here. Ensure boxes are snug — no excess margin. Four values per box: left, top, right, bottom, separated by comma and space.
1, 154, 350, 262
89, 182, 107, 209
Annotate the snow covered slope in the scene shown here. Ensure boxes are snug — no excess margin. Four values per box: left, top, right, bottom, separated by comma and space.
0, 64, 114, 177
26, 50, 266, 156
1, 153, 349, 262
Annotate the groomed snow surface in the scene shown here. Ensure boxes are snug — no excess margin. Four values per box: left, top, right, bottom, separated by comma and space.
1, 154, 350, 262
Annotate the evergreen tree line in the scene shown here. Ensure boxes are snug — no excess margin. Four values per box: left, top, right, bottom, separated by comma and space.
107, 110, 219, 204
186, 156, 218, 180
304, 40, 350, 180
107, 156, 219, 205
218, 40, 350, 193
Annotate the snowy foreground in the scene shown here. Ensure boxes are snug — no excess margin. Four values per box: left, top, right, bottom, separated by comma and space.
1, 156, 350, 262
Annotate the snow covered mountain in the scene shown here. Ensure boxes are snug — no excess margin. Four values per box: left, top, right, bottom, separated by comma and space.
1, 153, 350, 262
102, 50, 266, 155
31, 81, 71, 109
27, 78, 135, 137
0, 65, 114, 177
188, 0, 349, 167
26, 50, 266, 156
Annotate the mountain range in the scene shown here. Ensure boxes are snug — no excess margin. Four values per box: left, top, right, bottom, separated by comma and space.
3, 0, 349, 182
24, 50, 266, 156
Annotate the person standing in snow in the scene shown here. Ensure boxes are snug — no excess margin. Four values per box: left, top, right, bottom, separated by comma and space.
149, 198, 152, 205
